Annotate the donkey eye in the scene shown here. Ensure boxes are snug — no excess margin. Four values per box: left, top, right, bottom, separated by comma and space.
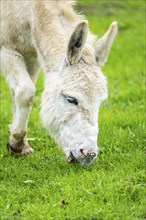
66, 96, 78, 105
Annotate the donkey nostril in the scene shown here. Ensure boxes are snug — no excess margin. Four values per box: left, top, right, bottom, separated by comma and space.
80, 149, 85, 156
80, 149, 96, 158
80, 149, 87, 156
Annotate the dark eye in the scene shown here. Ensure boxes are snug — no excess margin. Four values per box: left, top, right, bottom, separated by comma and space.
66, 96, 78, 105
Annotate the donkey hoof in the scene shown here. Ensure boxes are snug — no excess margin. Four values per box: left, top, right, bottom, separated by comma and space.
7, 143, 34, 156
7, 142, 23, 156
22, 146, 34, 155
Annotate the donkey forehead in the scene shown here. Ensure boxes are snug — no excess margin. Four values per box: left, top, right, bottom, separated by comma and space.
60, 62, 107, 100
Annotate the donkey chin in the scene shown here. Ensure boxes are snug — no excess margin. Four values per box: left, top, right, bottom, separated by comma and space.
58, 136, 98, 166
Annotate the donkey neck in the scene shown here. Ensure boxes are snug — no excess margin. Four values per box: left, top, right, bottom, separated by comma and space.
33, 0, 80, 75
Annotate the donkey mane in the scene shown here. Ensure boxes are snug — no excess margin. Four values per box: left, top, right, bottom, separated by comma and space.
34, 0, 97, 71
55, 0, 97, 63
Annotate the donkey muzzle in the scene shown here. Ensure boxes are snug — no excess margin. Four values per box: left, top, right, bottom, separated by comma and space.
67, 148, 97, 166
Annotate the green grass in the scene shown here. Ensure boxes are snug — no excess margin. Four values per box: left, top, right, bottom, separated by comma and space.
0, 1, 145, 219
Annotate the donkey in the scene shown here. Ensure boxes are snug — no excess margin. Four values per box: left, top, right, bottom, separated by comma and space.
0, 0, 118, 166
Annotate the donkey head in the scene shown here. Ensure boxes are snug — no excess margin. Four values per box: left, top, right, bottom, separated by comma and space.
41, 21, 118, 166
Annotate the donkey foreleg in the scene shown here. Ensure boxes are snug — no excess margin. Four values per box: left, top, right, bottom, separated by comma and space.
0, 47, 36, 155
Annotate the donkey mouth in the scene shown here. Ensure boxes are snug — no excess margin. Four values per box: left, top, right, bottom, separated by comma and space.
67, 152, 77, 164
67, 150, 96, 166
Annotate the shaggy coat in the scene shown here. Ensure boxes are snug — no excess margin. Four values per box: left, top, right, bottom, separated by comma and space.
0, 0, 117, 165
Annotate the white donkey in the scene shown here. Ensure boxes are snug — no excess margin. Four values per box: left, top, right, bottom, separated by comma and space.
0, 0, 118, 166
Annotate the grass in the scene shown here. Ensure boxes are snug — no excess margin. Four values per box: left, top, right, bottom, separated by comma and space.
0, 0, 145, 219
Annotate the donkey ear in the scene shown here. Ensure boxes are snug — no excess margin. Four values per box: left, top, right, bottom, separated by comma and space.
67, 21, 88, 65
95, 21, 118, 66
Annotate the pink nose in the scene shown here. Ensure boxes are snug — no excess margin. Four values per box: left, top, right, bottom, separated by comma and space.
79, 149, 96, 158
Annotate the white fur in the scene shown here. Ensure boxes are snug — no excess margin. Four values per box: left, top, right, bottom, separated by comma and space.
0, 0, 117, 164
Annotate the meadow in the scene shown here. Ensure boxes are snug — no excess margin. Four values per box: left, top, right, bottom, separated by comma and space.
0, 0, 145, 219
